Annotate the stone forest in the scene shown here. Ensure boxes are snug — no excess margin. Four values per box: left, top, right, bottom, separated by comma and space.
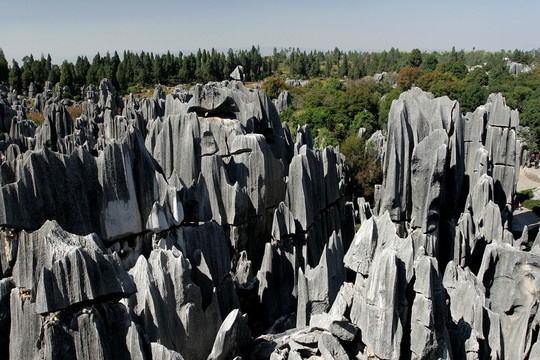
0, 55, 538, 359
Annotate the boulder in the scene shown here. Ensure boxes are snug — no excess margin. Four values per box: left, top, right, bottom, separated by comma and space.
208, 309, 251, 360
230, 66, 245, 81
318, 331, 348, 360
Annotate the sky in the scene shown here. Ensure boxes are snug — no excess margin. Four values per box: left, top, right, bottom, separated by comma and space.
1, 0, 538, 63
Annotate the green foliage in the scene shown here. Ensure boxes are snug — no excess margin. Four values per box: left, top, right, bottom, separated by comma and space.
0, 48, 8, 83
261, 77, 289, 99
409, 49, 422, 68
436, 61, 468, 80
379, 88, 402, 130
523, 199, 540, 211
353, 111, 377, 134
459, 84, 486, 113
521, 97, 540, 128
423, 53, 438, 71
339, 81, 379, 118
521, 127, 539, 154
341, 135, 383, 201
60, 60, 74, 90
464, 67, 488, 87
317, 127, 339, 147
9, 60, 22, 93
48, 65, 60, 84
397, 67, 422, 90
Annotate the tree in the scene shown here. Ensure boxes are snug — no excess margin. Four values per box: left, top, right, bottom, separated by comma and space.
261, 77, 289, 99
449, 46, 459, 63
338, 53, 349, 77
21, 55, 35, 91
397, 67, 422, 90
423, 53, 438, 71
341, 135, 383, 202
48, 65, 60, 84
74, 56, 90, 90
32, 55, 48, 88
459, 84, 486, 113
436, 61, 467, 80
60, 60, 74, 90
0, 48, 8, 83
379, 88, 402, 130
9, 60, 22, 93
409, 48, 422, 67
352, 111, 377, 135
464, 67, 488, 87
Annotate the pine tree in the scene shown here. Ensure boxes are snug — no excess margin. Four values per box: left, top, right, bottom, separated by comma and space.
0, 48, 9, 84
48, 65, 60, 85
9, 60, 23, 93
21, 55, 35, 90
409, 48, 423, 67
339, 53, 349, 78
60, 60, 74, 90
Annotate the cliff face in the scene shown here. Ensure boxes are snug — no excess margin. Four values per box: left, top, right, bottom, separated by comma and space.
0, 81, 531, 359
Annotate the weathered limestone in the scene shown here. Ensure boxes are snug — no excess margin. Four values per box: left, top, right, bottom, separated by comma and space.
13, 221, 135, 314
125, 249, 222, 360
0, 77, 529, 360
410, 255, 451, 359
272, 90, 291, 113
297, 232, 345, 327
379, 88, 464, 229
230, 65, 245, 81
443, 261, 502, 359
478, 243, 540, 360
208, 309, 251, 360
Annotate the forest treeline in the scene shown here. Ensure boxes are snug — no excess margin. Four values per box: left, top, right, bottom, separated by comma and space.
0, 46, 538, 96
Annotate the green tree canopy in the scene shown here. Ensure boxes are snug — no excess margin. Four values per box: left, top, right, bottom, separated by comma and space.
409, 48, 422, 68
9, 60, 22, 94
48, 65, 60, 84
60, 60, 74, 90
423, 53, 438, 71
0, 48, 9, 84
397, 67, 422, 90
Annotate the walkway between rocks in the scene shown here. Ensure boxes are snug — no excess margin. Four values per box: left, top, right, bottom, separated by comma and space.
513, 168, 540, 232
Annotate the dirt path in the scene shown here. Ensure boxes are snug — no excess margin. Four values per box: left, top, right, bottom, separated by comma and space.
518, 168, 540, 192
514, 168, 540, 233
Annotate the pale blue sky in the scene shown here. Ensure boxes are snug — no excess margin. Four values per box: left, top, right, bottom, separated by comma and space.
1, 0, 538, 63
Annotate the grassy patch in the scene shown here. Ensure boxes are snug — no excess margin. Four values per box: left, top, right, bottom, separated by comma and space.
516, 188, 540, 211
523, 200, 540, 210
518, 188, 535, 199
26, 112, 44, 126
67, 106, 82, 120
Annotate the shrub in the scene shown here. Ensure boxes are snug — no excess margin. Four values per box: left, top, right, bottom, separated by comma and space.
262, 77, 289, 99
